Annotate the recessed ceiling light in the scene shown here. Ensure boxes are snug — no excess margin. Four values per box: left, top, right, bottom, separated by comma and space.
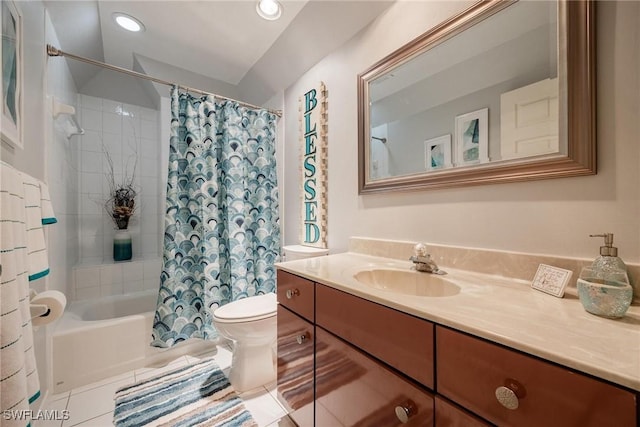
113, 13, 145, 32
256, 0, 282, 21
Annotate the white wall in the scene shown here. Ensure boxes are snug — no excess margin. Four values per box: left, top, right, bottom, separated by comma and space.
283, 1, 640, 264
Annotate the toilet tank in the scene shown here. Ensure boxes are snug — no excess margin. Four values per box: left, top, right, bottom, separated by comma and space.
282, 245, 329, 261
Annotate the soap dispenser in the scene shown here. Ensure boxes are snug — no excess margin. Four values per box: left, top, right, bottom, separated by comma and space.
589, 233, 627, 274
576, 233, 633, 318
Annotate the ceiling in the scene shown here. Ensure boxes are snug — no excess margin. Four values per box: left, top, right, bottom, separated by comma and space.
44, 0, 394, 107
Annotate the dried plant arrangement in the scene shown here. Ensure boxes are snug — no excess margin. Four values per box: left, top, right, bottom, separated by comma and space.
104, 149, 138, 230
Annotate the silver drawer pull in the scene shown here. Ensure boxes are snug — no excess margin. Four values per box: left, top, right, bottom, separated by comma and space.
495, 386, 519, 410
394, 402, 415, 423
295, 334, 307, 345
286, 289, 299, 299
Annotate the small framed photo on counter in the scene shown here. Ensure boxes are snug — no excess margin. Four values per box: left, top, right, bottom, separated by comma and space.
531, 264, 573, 298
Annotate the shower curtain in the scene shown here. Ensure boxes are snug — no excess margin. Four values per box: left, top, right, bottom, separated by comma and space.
151, 88, 280, 348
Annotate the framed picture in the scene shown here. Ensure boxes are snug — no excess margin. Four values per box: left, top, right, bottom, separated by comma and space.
455, 108, 488, 166
424, 134, 452, 171
1, 0, 23, 149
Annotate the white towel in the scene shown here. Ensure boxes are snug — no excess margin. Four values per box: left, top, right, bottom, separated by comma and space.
40, 181, 57, 225
0, 164, 41, 426
21, 174, 55, 281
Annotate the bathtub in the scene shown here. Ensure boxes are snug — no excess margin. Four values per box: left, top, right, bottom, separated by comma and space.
52, 289, 218, 393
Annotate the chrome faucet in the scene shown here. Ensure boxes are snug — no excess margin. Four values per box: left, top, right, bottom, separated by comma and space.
410, 243, 446, 275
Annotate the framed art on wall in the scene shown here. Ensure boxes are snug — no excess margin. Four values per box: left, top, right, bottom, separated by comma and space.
455, 108, 488, 166
424, 134, 452, 171
1, 0, 23, 149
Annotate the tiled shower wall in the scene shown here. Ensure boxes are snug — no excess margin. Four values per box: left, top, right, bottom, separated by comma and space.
74, 94, 163, 299
72, 258, 163, 300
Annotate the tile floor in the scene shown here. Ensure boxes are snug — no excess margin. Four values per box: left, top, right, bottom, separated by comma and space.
34, 343, 295, 427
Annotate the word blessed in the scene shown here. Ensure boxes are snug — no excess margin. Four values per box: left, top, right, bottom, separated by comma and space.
3, 409, 70, 421
303, 88, 320, 244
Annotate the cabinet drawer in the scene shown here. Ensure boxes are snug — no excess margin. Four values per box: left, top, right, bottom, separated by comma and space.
316, 327, 434, 427
316, 284, 434, 388
436, 326, 637, 427
276, 306, 314, 426
277, 270, 314, 322
435, 396, 490, 427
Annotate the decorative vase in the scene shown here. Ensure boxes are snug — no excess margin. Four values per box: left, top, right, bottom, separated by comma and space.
113, 229, 132, 261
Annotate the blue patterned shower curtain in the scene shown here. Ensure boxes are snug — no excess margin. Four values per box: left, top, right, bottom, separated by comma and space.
151, 88, 280, 348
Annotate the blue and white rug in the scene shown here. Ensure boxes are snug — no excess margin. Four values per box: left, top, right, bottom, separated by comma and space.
113, 358, 257, 427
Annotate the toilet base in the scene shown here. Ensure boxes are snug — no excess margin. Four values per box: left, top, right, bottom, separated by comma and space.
228, 340, 276, 392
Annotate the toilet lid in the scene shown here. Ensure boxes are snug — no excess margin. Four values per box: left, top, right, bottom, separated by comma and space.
213, 293, 276, 321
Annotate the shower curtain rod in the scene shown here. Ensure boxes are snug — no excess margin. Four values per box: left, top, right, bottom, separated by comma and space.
46, 45, 282, 118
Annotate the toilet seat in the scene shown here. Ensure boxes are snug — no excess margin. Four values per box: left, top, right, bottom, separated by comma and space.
212, 293, 276, 323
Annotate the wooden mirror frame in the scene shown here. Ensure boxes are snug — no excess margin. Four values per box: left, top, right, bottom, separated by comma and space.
357, 0, 595, 194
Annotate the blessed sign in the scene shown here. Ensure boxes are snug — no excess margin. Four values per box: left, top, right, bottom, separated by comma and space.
299, 82, 327, 248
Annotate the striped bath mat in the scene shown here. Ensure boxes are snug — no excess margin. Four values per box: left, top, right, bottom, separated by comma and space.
113, 358, 257, 427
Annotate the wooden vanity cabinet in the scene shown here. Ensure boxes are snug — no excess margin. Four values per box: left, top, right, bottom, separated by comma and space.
315, 327, 435, 426
276, 270, 638, 427
276, 271, 315, 426
436, 326, 638, 427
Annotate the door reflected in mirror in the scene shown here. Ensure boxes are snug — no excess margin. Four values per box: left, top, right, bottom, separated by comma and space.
358, 0, 595, 193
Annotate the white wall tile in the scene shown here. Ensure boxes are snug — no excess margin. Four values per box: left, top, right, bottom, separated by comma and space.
100, 283, 123, 297
141, 235, 159, 256
143, 259, 162, 281
75, 266, 100, 288
122, 103, 141, 119
79, 236, 104, 260
141, 215, 159, 235
81, 108, 102, 131
140, 107, 157, 122
102, 132, 122, 155
80, 94, 102, 111
81, 130, 102, 153
143, 278, 159, 291
122, 116, 141, 139
127, 280, 145, 293
102, 99, 122, 114
80, 193, 104, 216
122, 261, 143, 281
80, 151, 102, 173
100, 264, 123, 286
103, 111, 122, 134
80, 173, 104, 196
140, 157, 159, 178
75, 287, 101, 301
140, 138, 159, 156
141, 119, 158, 140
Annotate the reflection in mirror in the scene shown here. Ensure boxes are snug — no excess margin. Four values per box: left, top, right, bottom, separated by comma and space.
358, 0, 595, 193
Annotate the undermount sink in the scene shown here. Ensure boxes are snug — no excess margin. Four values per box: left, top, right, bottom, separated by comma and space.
353, 268, 460, 297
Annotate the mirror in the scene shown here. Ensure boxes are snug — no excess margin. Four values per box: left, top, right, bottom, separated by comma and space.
358, 0, 595, 193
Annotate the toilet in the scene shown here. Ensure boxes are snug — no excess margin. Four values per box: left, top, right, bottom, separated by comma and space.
212, 245, 328, 392
212, 293, 277, 392
282, 244, 329, 261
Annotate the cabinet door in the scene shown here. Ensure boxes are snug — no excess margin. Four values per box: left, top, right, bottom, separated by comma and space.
435, 396, 490, 427
437, 326, 637, 427
316, 284, 434, 388
277, 306, 314, 426
316, 327, 434, 427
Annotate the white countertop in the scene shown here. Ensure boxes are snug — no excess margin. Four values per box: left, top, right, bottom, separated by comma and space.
276, 252, 640, 392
